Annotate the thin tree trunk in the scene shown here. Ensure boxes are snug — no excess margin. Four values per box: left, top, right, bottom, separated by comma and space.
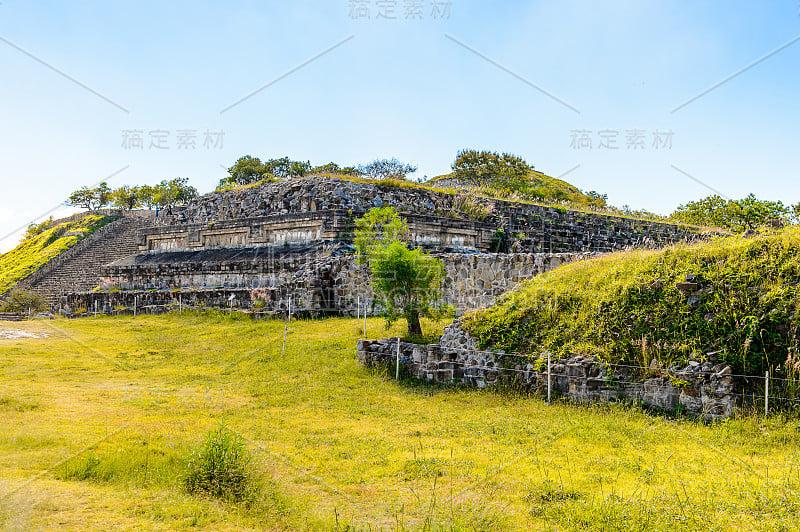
406, 309, 422, 337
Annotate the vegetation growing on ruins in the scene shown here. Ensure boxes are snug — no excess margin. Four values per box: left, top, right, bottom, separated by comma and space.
354, 207, 449, 337
67, 178, 198, 211
670, 193, 796, 232
429, 149, 612, 210
463, 227, 800, 378
0, 288, 46, 312
0, 214, 116, 294
2, 314, 800, 530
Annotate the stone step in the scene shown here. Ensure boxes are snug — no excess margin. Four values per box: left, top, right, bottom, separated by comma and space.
11, 211, 157, 305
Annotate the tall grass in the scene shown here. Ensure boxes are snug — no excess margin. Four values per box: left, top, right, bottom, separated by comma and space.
2, 314, 800, 530
464, 228, 800, 377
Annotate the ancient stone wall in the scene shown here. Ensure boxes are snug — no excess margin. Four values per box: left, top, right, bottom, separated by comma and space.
136, 210, 496, 253
96, 247, 593, 314
177, 177, 699, 253
357, 322, 737, 420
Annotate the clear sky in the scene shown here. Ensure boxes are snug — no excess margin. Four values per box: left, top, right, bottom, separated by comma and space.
1, 1, 798, 251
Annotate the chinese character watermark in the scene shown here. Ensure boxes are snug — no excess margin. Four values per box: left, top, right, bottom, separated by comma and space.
121, 129, 224, 150
348, 0, 451, 20
569, 129, 674, 150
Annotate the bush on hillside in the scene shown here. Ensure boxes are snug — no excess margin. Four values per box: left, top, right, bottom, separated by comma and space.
1, 288, 46, 313
23, 218, 56, 241
451, 149, 531, 190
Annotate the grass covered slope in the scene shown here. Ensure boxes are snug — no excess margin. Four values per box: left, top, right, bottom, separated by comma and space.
0, 214, 116, 293
429, 168, 597, 206
1, 314, 800, 530
463, 228, 800, 376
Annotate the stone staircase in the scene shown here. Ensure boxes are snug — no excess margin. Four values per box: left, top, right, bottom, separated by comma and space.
13, 211, 155, 304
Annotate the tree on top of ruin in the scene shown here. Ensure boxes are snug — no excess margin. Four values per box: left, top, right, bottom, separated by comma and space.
357, 158, 417, 180
67, 182, 111, 210
450, 149, 531, 189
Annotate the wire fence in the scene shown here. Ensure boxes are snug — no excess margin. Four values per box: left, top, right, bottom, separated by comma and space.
365, 335, 800, 412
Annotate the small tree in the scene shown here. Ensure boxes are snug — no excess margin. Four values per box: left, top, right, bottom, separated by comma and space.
354, 206, 409, 262
138, 185, 157, 209
153, 178, 198, 207
95, 182, 112, 208
369, 241, 446, 337
310, 162, 360, 176
67, 187, 95, 210
111, 185, 141, 210
355, 207, 446, 337
23, 217, 56, 241
1, 288, 46, 313
67, 182, 111, 210
357, 158, 417, 180
451, 149, 531, 188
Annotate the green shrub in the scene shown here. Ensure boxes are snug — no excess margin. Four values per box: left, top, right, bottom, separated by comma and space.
22, 217, 56, 241
1, 288, 46, 313
184, 424, 251, 502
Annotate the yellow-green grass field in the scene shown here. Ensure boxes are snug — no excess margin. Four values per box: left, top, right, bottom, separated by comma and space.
1, 313, 799, 531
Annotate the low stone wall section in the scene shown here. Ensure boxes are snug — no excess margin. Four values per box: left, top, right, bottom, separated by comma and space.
356, 323, 736, 420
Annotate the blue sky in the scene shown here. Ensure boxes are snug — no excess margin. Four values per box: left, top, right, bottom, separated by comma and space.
1, 1, 798, 251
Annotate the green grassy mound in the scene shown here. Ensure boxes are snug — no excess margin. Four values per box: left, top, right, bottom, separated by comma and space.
0, 214, 117, 293
428, 168, 602, 207
463, 228, 800, 377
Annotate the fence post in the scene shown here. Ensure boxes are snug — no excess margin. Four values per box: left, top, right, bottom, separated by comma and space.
288, 297, 292, 323
94, 300, 97, 318
547, 351, 552, 404
765, 369, 770, 416
396, 337, 401, 380
179, 294, 182, 316
363, 302, 367, 338
133, 296, 137, 318
28, 307, 31, 321
357, 296, 360, 321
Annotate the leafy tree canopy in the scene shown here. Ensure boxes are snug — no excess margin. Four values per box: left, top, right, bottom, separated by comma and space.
354, 207, 447, 337
353, 206, 409, 262
670, 194, 790, 232
368, 240, 446, 337
218, 155, 313, 189
451, 149, 531, 189
67, 179, 197, 212
111, 185, 142, 210
67, 182, 112, 210
357, 158, 417, 180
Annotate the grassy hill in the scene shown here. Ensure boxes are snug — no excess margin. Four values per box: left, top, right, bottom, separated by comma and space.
463, 228, 800, 377
1, 314, 799, 530
427, 168, 603, 208
0, 214, 117, 294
